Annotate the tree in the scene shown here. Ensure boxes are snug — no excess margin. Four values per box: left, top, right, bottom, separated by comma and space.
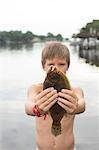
47, 32, 54, 38
55, 34, 63, 41
76, 20, 99, 39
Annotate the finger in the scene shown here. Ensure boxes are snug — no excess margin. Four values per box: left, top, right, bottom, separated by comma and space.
61, 89, 78, 102
58, 92, 74, 103
61, 89, 75, 97
40, 93, 58, 108
37, 89, 57, 105
44, 89, 57, 100
57, 101, 74, 114
37, 87, 54, 99
43, 99, 57, 112
58, 97, 74, 108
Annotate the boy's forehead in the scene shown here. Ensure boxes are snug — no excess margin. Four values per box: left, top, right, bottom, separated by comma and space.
46, 57, 66, 62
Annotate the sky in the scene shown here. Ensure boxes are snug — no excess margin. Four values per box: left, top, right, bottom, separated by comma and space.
0, 0, 99, 38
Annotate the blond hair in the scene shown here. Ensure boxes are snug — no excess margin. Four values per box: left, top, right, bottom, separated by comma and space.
41, 41, 70, 68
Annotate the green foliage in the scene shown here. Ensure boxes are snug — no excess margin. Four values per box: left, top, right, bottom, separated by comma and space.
23, 31, 34, 42
47, 32, 63, 41
0, 31, 34, 44
0, 30, 64, 45
85, 20, 99, 32
47, 32, 54, 38
76, 20, 99, 38
55, 34, 63, 41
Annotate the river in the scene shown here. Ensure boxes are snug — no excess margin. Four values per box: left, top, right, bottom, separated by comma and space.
0, 42, 99, 150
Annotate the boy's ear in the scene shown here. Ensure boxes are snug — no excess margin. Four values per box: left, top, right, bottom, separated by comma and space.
66, 67, 69, 72
42, 64, 45, 70
67, 67, 69, 71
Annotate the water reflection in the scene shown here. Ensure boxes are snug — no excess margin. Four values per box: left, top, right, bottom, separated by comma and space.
0, 42, 34, 50
78, 47, 99, 67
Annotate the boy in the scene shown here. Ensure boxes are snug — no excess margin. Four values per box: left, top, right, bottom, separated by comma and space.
25, 41, 86, 150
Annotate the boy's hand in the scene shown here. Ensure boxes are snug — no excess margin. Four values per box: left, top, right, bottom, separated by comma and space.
57, 89, 78, 114
35, 87, 58, 113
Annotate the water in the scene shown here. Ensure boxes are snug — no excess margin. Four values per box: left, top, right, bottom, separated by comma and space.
0, 42, 99, 114
0, 43, 44, 101
0, 42, 99, 149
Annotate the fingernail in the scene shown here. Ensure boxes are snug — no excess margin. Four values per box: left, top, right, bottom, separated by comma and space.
61, 89, 65, 92
54, 89, 57, 92
51, 87, 54, 90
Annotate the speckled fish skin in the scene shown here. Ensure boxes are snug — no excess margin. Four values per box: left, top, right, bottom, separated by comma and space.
43, 66, 71, 136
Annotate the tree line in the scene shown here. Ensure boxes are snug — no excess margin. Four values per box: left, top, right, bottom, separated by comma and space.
72, 19, 99, 39
0, 31, 64, 45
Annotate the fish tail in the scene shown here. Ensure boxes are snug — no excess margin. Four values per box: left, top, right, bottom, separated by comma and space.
51, 123, 61, 136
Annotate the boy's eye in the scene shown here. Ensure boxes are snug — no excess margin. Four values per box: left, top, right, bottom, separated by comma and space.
59, 63, 65, 66
48, 64, 54, 66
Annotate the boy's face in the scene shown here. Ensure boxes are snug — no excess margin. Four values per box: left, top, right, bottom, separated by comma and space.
43, 57, 68, 74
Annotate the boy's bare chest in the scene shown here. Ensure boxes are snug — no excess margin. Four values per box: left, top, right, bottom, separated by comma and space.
36, 114, 74, 134
36, 115, 74, 150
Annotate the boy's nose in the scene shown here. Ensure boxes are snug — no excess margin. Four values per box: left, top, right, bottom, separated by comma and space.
54, 65, 58, 69
50, 65, 58, 68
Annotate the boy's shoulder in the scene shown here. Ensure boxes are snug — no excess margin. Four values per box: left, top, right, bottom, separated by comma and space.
28, 83, 43, 93
72, 87, 84, 97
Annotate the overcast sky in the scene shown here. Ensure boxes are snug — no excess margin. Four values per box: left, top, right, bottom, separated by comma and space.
0, 0, 99, 38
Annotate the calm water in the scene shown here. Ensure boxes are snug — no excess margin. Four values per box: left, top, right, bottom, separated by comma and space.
0, 42, 99, 149
0, 42, 99, 115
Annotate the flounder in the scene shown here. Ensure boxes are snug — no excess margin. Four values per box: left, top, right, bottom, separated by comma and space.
43, 66, 71, 136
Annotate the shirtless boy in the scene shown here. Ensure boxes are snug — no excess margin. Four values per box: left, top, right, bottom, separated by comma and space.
25, 41, 86, 150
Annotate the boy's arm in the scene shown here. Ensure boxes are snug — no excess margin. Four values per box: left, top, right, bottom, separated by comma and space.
25, 84, 58, 116
25, 85, 38, 116
72, 88, 86, 114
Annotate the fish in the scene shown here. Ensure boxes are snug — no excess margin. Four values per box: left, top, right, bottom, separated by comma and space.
43, 66, 71, 136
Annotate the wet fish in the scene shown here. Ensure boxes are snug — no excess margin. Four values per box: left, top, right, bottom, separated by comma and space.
43, 66, 71, 136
